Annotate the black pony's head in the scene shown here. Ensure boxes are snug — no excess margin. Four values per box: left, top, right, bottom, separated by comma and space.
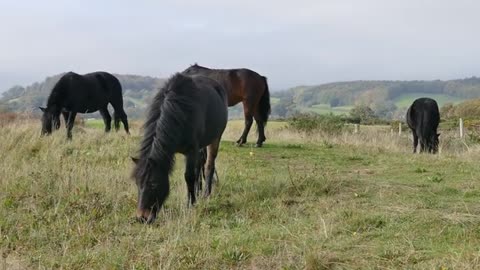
39, 106, 61, 135
131, 157, 170, 224
429, 133, 440, 154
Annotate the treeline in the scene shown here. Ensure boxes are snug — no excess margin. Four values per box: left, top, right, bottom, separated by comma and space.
2, 74, 480, 121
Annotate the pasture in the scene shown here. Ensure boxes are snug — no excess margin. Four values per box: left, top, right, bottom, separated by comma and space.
1, 119, 480, 269
393, 93, 465, 109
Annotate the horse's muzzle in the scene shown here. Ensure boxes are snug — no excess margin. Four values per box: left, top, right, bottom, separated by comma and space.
136, 208, 157, 224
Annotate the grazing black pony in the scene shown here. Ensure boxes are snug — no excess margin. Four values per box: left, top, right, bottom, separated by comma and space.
406, 97, 440, 153
131, 73, 228, 223
39, 71, 129, 139
183, 64, 271, 147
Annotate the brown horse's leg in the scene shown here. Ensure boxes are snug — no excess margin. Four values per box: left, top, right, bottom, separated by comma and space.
237, 103, 254, 146
253, 114, 266, 147
204, 138, 221, 197
185, 151, 198, 206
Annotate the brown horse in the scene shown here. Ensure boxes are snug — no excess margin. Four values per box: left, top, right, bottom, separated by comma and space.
183, 64, 271, 147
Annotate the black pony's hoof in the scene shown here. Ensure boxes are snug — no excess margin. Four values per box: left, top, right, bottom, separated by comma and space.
255, 143, 263, 148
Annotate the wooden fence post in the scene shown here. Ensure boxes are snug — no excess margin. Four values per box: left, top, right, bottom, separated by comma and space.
459, 118, 464, 138
398, 122, 402, 136
354, 124, 359, 134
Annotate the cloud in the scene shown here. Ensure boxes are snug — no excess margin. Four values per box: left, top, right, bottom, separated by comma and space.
0, 0, 479, 91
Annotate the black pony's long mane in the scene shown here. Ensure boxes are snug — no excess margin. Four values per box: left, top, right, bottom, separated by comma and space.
133, 73, 197, 182
46, 72, 73, 108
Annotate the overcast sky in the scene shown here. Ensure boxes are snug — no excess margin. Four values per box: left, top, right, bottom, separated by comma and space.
0, 0, 479, 92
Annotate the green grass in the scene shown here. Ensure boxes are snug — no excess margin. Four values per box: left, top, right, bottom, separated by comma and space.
393, 93, 466, 108
270, 97, 280, 105
305, 104, 353, 115
1, 120, 480, 269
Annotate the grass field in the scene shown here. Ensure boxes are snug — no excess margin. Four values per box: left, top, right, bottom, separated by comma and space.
393, 93, 466, 108
305, 104, 353, 115
1, 119, 480, 269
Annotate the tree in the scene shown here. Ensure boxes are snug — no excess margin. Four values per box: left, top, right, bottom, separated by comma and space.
329, 97, 340, 107
372, 101, 397, 119
349, 105, 376, 124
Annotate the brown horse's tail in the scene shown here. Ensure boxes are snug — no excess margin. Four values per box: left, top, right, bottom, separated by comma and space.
258, 76, 271, 125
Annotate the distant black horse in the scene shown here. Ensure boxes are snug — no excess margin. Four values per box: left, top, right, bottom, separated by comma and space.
39, 71, 129, 139
183, 64, 271, 147
406, 97, 440, 153
131, 73, 228, 223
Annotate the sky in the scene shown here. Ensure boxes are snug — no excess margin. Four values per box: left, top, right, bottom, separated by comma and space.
1, 0, 479, 92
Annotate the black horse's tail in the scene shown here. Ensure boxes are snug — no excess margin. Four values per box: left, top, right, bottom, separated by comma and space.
258, 76, 271, 125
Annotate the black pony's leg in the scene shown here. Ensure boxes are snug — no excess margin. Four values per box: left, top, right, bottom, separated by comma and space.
185, 151, 199, 206
195, 148, 206, 195
412, 132, 418, 153
99, 108, 112, 133
237, 103, 254, 146
419, 139, 426, 153
205, 138, 221, 197
66, 112, 77, 140
253, 113, 266, 148
62, 111, 69, 128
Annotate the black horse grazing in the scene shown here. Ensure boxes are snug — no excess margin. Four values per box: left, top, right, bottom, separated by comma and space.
183, 64, 271, 147
39, 71, 129, 139
131, 73, 228, 223
406, 97, 440, 154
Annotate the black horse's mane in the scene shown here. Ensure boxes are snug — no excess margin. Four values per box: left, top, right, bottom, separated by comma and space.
133, 73, 197, 183
45, 72, 81, 108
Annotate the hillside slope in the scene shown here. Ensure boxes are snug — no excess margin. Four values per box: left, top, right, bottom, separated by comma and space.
271, 77, 480, 118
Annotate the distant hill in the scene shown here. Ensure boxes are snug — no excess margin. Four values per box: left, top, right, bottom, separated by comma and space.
270, 77, 480, 119
2, 74, 480, 120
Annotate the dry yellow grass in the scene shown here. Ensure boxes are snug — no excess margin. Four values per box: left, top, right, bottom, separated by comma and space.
1, 119, 480, 269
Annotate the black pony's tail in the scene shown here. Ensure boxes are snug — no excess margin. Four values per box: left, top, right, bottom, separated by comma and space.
258, 76, 271, 125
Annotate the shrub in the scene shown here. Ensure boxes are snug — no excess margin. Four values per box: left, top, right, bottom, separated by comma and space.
287, 113, 344, 134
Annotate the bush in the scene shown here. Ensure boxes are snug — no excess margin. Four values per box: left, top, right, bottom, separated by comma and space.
287, 113, 344, 134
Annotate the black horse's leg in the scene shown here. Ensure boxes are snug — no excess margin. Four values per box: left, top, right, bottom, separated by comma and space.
253, 113, 266, 148
99, 108, 112, 133
204, 138, 220, 197
112, 106, 130, 134
66, 111, 77, 140
412, 132, 418, 153
185, 151, 199, 206
113, 111, 120, 131
237, 103, 254, 146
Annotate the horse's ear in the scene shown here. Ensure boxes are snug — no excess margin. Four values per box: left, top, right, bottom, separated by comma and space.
131, 157, 140, 164
39, 107, 46, 112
